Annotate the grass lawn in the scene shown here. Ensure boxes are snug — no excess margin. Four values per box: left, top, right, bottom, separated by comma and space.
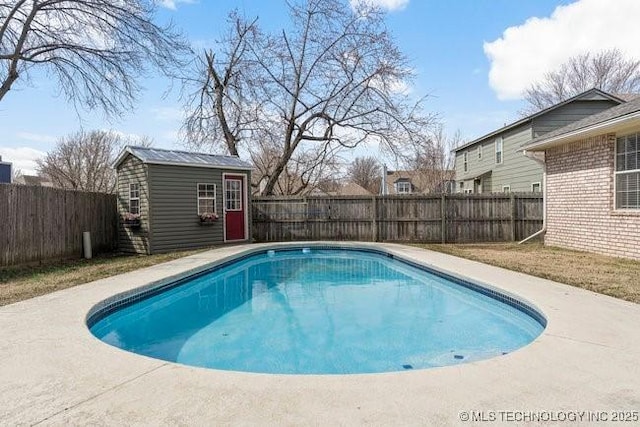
0, 249, 206, 307
415, 242, 640, 304
2, 242, 639, 307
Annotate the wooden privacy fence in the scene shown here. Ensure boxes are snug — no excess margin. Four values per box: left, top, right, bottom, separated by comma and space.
0, 184, 118, 266
252, 193, 543, 243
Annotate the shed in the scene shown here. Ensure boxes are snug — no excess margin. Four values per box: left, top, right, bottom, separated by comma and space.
113, 146, 253, 254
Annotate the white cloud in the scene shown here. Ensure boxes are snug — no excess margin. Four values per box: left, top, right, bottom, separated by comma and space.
484, 0, 640, 100
16, 132, 56, 144
0, 147, 46, 175
157, 0, 197, 10
350, 0, 409, 12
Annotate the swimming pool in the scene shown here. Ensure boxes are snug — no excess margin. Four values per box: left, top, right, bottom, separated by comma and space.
89, 247, 545, 374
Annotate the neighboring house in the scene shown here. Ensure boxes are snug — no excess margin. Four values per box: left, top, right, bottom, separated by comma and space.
15, 175, 54, 187
382, 169, 455, 195
453, 89, 627, 193
113, 146, 253, 255
0, 156, 11, 183
522, 96, 640, 260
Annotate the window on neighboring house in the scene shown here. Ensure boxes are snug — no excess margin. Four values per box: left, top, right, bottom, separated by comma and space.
463, 151, 468, 172
615, 133, 640, 209
129, 183, 140, 215
478, 145, 483, 159
463, 188, 473, 194
459, 181, 464, 192
502, 185, 511, 193
495, 137, 503, 164
396, 181, 411, 194
198, 183, 217, 214
531, 182, 541, 193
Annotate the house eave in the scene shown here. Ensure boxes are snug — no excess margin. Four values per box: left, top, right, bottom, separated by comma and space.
138, 160, 254, 171
524, 111, 640, 152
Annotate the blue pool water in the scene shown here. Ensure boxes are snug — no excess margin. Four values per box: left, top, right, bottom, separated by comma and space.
89, 248, 544, 374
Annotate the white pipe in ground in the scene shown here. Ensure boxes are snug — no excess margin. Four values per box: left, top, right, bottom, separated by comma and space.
83, 231, 92, 259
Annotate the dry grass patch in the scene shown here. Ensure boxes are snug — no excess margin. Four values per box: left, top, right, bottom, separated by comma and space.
415, 242, 640, 304
0, 249, 206, 307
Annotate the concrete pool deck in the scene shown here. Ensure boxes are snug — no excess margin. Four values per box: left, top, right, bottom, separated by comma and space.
1, 242, 639, 426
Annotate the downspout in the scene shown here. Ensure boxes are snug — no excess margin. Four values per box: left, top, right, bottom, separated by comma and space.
519, 150, 547, 244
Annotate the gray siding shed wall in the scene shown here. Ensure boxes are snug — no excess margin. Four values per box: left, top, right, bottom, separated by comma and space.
148, 164, 251, 253
117, 154, 152, 254
531, 100, 619, 137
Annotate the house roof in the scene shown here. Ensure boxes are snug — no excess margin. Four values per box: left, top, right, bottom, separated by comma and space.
452, 88, 626, 153
383, 169, 455, 194
18, 175, 53, 186
523, 95, 640, 151
113, 146, 253, 170
334, 182, 372, 196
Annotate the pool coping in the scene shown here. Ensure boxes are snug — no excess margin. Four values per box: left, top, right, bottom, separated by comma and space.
1, 242, 639, 425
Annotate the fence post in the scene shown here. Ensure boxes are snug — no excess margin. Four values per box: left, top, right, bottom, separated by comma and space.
510, 193, 517, 241
441, 193, 446, 243
303, 197, 309, 240
371, 196, 378, 242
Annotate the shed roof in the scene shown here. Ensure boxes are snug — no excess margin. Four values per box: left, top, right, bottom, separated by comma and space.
523, 95, 640, 151
113, 146, 253, 170
452, 88, 625, 153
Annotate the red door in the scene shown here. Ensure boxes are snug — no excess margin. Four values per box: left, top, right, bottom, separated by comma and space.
224, 175, 246, 241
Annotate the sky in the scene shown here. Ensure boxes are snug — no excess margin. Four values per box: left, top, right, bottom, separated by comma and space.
2, 0, 640, 175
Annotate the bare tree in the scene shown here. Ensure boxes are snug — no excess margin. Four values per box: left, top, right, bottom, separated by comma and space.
347, 156, 381, 193
182, 1, 437, 195
37, 130, 152, 193
408, 124, 459, 193
524, 49, 640, 113
0, 0, 188, 116
11, 167, 23, 183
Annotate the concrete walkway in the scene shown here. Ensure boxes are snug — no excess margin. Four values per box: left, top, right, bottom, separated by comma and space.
1, 243, 639, 426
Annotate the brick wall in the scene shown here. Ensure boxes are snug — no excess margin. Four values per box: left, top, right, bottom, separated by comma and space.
545, 134, 640, 260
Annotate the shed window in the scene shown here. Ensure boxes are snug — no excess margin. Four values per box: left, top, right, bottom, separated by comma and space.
616, 133, 640, 209
495, 137, 503, 164
463, 151, 468, 172
197, 183, 217, 214
129, 183, 140, 215
396, 181, 411, 194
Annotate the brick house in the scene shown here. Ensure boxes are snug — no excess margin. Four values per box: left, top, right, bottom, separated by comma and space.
523, 96, 640, 260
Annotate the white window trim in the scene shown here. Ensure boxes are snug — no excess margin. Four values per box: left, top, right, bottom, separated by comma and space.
531, 182, 541, 192
225, 178, 243, 211
495, 137, 503, 164
396, 181, 412, 194
614, 133, 640, 210
478, 145, 483, 159
463, 151, 468, 173
129, 183, 140, 215
502, 185, 511, 193
197, 183, 217, 215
